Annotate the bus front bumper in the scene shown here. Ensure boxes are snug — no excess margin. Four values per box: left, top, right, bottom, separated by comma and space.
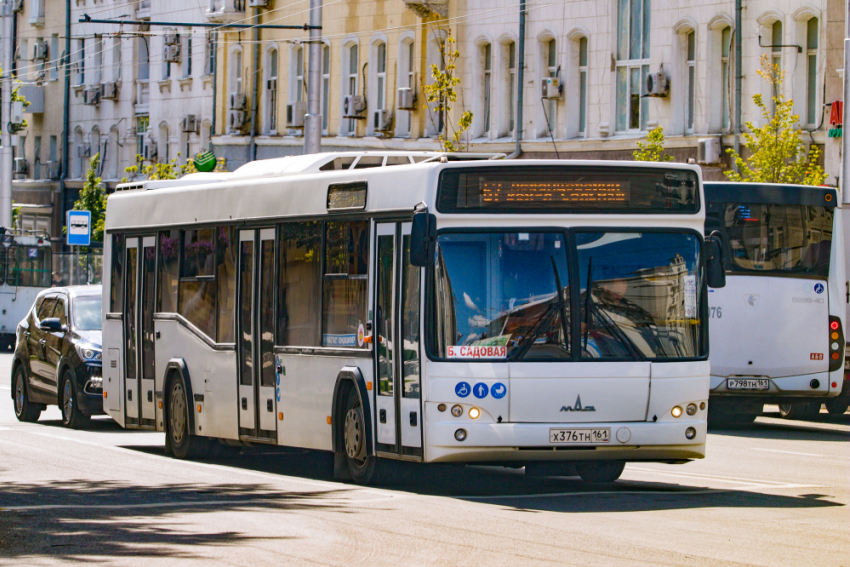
422, 419, 706, 464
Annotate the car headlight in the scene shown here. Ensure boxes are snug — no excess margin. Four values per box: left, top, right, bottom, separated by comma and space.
75, 344, 102, 361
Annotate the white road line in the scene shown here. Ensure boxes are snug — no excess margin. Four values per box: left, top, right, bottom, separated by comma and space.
463, 489, 722, 501
753, 448, 824, 457
626, 467, 820, 490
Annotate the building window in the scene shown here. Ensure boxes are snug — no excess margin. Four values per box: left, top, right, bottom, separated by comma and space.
266, 48, 278, 133
322, 44, 330, 133
806, 18, 818, 126
292, 45, 304, 103
397, 39, 414, 136
721, 26, 731, 130
137, 36, 149, 81
76, 39, 85, 86
345, 43, 358, 135
50, 35, 59, 81
49, 135, 57, 162
112, 36, 121, 81
686, 31, 695, 133
482, 43, 491, 136
136, 116, 149, 158
232, 49, 242, 95
159, 123, 169, 163
544, 38, 557, 136
94, 35, 103, 84
375, 41, 387, 111
507, 41, 516, 134
205, 34, 215, 76
615, 0, 650, 131
184, 31, 193, 78
771, 21, 783, 74
578, 37, 588, 136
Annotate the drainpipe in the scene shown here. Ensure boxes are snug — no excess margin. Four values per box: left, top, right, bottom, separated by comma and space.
733, 0, 742, 171
210, 31, 217, 152
506, 0, 525, 159
249, 8, 259, 162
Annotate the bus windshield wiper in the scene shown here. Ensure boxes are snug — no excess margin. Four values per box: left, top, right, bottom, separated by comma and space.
508, 257, 569, 362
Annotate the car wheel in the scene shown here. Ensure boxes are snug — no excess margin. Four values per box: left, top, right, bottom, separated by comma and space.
168, 376, 211, 459
343, 389, 377, 485
778, 403, 820, 420
575, 461, 626, 483
60, 371, 91, 429
824, 397, 849, 415
13, 366, 41, 423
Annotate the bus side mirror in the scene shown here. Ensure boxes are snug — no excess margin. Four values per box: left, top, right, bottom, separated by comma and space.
410, 212, 436, 267
705, 233, 726, 289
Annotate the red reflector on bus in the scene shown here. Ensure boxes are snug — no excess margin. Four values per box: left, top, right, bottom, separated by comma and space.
832, 353, 840, 360
830, 321, 840, 331
832, 382, 838, 388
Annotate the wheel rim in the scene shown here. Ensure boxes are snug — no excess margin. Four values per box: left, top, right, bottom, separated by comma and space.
170, 382, 186, 445
63, 379, 73, 421
14, 373, 24, 415
344, 402, 366, 465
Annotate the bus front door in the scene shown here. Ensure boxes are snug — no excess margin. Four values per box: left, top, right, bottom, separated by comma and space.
124, 235, 156, 427
374, 222, 422, 460
237, 229, 277, 443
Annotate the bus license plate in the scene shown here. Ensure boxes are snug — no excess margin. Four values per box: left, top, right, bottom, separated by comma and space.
550, 428, 610, 444
727, 378, 769, 390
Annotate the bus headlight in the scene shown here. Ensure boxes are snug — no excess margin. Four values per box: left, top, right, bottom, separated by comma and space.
686, 403, 697, 416
671, 406, 683, 418
468, 407, 480, 419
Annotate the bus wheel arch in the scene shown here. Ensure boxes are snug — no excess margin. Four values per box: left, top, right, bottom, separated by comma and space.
163, 359, 208, 459
331, 367, 375, 483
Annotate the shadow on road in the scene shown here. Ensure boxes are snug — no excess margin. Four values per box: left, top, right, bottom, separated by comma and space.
36, 417, 130, 434
709, 414, 850, 442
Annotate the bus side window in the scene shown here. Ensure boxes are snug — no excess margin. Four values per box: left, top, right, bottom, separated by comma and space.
216, 227, 238, 343
110, 234, 125, 313
157, 230, 179, 313
178, 229, 217, 339
322, 220, 369, 349
278, 221, 322, 347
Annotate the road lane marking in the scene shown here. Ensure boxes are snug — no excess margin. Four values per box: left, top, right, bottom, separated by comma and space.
626, 467, 820, 490
463, 489, 722, 501
753, 448, 824, 457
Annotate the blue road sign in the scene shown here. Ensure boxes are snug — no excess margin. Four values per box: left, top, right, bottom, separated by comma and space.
67, 210, 91, 246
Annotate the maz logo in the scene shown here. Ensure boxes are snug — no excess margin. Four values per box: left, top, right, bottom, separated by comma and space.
560, 395, 596, 412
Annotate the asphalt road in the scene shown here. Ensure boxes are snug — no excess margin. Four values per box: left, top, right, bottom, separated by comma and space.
0, 352, 847, 566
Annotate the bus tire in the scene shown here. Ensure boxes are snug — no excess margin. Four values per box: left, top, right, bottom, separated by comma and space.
60, 371, 91, 430
778, 402, 820, 420
575, 461, 625, 483
824, 397, 849, 415
343, 389, 376, 485
167, 376, 211, 459
13, 366, 41, 423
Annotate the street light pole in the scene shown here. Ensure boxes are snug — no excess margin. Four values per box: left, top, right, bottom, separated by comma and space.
303, 0, 322, 155
1, 0, 13, 230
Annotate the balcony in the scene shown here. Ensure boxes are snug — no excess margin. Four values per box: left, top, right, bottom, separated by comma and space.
205, 0, 245, 24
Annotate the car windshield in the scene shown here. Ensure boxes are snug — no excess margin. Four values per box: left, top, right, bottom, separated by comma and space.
577, 231, 704, 359
708, 203, 832, 277
73, 295, 102, 331
432, 232, 571, 361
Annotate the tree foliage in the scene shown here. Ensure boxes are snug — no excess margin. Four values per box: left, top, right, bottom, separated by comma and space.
123, 154, 197, 181
74, 153, 108, 242
633, 127, 673, 162
724, 55, 826, 185
422, 32, 473, 152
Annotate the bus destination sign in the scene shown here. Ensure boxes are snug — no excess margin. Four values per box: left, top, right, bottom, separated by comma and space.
481, 180, 630, 205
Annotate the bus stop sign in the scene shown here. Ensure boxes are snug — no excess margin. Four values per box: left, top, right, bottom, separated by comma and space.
67, 210, 91, 246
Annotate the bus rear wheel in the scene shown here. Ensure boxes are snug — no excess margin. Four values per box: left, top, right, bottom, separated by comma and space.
168, 377, 211, 459
778, 403, 820, 420
343, 390, 376, 485
575, 461, 625, 483
824, 397, 849, 415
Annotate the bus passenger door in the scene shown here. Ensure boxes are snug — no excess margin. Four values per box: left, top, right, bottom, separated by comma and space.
374, 223, 422, 459
124, 235, 156, 426
139, 236, 156, 422
237, 229, 277, 442
124, 238, 139, 422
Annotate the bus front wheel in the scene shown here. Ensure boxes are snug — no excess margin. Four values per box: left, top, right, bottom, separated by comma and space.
168, 377, 211, 459
575, 461, 625, 483
343, 390, 376, 485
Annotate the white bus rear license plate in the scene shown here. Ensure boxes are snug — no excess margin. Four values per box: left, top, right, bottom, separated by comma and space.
727, 379, 769, 390
550, 428, 610, 444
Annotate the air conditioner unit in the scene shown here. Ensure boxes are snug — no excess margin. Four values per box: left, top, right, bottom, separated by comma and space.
33, 41, 48, 61
397, 87, 415, 110
11, 0, 23, 12
541, 77, 561, 99
101, 81, 118, 100
248, 0, 269, 6
266, 78, 277, 91
181, 114, 199, 133
10, 101, 23, 125
83, 87, 100, 105
143, 138, 157, 160
78, 143, 91, 158
373, 109, 392, 132
645, 72, 669, 97
229, 109, 247, 131
343, 95, 365, 118
46, 160, 60, 179
230, 92, 248, 110
12, 158, 28, 175
164, 44, 181, 63
697, 138, 722, 165
164, 31, 180, 46
286, 101, 306, 128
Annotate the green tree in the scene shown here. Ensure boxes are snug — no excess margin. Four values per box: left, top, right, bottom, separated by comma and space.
73, 153, 108, 242
724, 55, 826, 185
422, 32, 473, 152
123, 154, 197, 182
633, 127, 673, 162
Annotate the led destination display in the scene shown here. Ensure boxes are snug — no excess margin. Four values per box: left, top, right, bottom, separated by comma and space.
480, 180, 630, 205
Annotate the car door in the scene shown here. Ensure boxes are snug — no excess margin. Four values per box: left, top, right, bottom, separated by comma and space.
43, 294, 69, 394
27, 295, 56, 390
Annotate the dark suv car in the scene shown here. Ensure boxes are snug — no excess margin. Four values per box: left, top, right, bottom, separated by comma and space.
12, 285, 103, 428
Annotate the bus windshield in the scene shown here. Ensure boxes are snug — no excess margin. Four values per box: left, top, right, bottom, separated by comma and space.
431, 230, 705, 361
711, 203, 832, 277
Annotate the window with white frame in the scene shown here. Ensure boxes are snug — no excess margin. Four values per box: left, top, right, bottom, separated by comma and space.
76, 38, 85, 85
507, 41, 516, 134
397, 39, 414, 136
578, 37, 588, 136
686, 31, 695, 133
184, 30, 193, 78
159, 123, 169, 163
29, 0, 44, 24
135, 116, 148, 159
94, 35, 103, 84
544, 38, 557, 136
162, 35, 171, 80
721, 26, 731, 130
112, 36, 121, 81
771, 21, 782, 74
615, 0, 650, 132
50, 35, 59, 81
137, 36, 149, 81
806, 17, 818, 126
205, 34, 215, 75
267, 48, 278, 133
344, 43, 358, 134
375, 41, 387, 110
322, 44, 330, 133
293, 45, 304, 102
482, 43, 491, 136
232, 49, 242, 95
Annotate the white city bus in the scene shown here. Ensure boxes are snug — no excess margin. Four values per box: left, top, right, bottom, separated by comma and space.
0, 229, 53, 350
704, 182, 847, 422
101, 152, 724, 484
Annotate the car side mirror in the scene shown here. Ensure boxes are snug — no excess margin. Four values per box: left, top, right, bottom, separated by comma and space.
705, 232, 726, 289
410, 211, 437, 267
40, 317, 63, 332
